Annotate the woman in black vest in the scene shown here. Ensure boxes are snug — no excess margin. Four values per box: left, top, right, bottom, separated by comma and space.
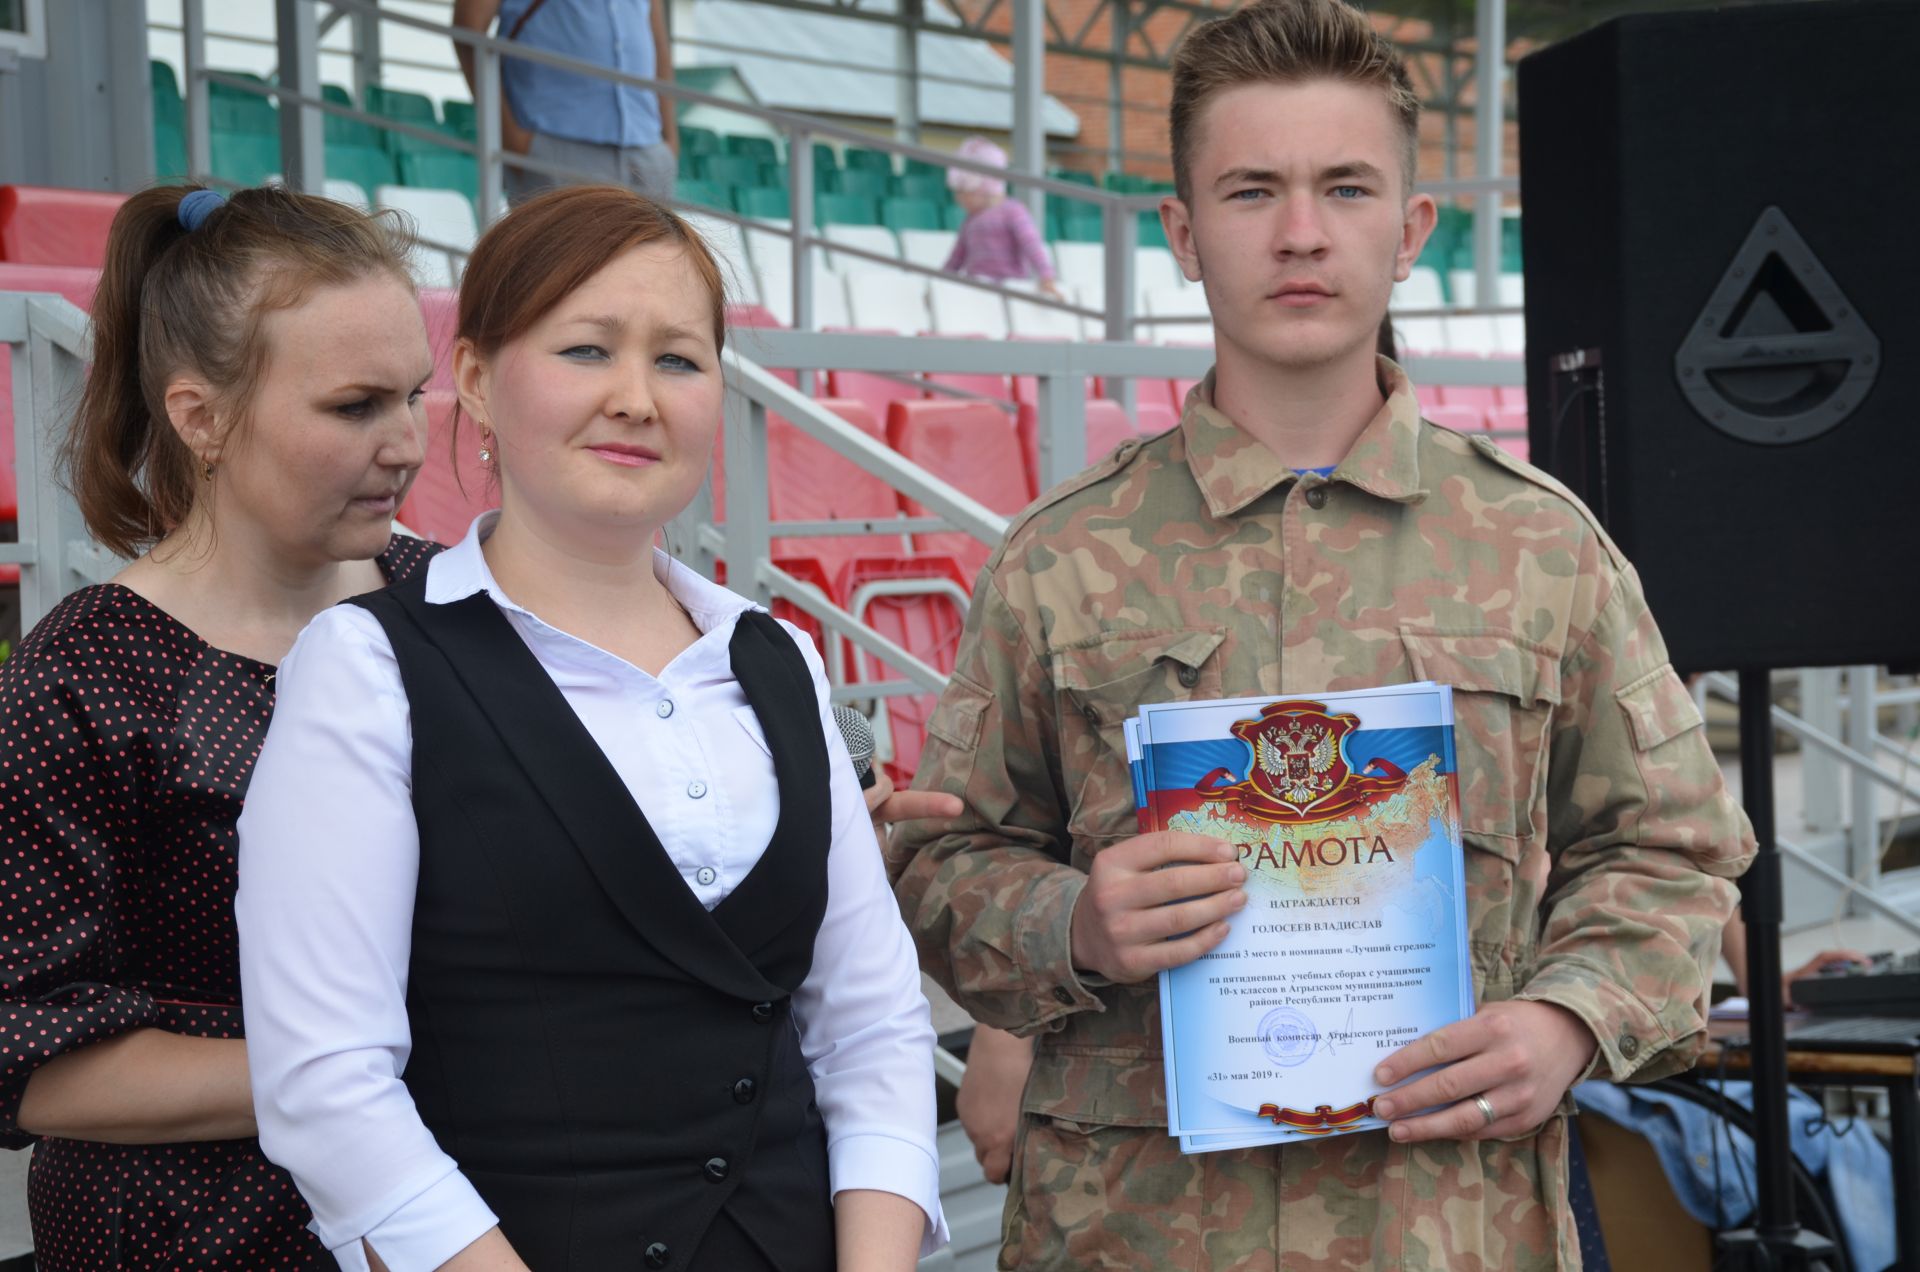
234, 186, 946, 1272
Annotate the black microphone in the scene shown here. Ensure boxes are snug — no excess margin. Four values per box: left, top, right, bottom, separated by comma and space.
831, 705, 879, 790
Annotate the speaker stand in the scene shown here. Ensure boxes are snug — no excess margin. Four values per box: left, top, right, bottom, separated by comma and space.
1714, 668, 1838, 1272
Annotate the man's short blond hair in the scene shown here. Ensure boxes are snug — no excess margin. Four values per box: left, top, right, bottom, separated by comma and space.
1169, 0, 1420, 203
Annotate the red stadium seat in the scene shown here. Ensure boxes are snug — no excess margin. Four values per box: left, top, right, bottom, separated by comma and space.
1135, 401, 1179, 435
0, 186, 127, 268
920, 332, 1012, 406
887, 399, 1033, 579
1437, 381, 1499, 415
822, 330, 920, 433
1013, 399, 1140, 492
1424, 403, 1487, 433
839, 552, 973, 781
1488, 404, 1529, 460
397, 390, 497, 546
1, 263, 102, 585
1125, 375, 1181, 417
714, 555, 836, 659
418, 287, 459, 390
726, 303, 798, 389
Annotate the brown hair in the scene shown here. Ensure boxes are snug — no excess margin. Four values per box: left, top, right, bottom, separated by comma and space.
67, 184, 415, 557
1169, 0, 1420, 204
456, 184, 726, 364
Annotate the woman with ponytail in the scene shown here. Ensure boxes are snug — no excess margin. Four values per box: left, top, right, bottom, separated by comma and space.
0, 183, 436, 1269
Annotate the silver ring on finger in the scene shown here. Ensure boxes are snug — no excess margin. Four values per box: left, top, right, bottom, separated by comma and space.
1472, 1094, 1497, 1128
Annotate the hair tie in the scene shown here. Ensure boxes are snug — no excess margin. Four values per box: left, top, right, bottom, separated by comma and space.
177, 189, 226, 232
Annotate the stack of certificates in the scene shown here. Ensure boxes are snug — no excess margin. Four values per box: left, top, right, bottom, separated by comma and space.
1121, 683, 1475, 1153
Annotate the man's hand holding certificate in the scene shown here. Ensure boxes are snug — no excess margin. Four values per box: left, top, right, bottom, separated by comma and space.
1119, 684, 1487, 1154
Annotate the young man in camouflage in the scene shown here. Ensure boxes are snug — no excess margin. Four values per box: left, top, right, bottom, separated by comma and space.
889, 0, 1755, 1267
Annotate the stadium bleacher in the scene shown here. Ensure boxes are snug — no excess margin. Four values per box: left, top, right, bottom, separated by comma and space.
6, 60, 1529, 773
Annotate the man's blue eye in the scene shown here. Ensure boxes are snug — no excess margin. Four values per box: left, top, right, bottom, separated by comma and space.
1332, 186, 1367, 199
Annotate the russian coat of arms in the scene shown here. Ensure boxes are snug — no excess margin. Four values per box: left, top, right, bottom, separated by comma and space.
1194, 700, 1408, 825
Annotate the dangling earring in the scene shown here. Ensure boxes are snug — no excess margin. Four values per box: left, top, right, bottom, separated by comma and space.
202, 459, 215, 482
477, 423, 494, 465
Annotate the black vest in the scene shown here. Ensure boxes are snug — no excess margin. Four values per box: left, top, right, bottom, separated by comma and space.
353, 579, 836, 1272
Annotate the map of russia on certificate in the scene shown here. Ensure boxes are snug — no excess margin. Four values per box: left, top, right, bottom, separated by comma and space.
1134, 684, 1476, 1150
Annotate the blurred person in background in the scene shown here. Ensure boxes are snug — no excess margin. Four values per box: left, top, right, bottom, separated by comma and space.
943, 137, 1062, 299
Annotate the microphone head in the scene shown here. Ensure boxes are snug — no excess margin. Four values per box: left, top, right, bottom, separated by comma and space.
831, 704, 877, 782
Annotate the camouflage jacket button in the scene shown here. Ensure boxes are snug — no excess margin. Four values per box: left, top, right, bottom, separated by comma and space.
1053, 986, 1076, 1005
1618, 1033, 1640, 1059
1305, 485, 1329, 510
1176, 664, 1201, 689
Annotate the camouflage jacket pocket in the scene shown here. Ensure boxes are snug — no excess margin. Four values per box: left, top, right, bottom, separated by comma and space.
1050, 628, 1226, 842
1402, 627, 1561, 962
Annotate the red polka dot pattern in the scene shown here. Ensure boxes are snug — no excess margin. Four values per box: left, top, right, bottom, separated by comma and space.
0, 537, 437, 1269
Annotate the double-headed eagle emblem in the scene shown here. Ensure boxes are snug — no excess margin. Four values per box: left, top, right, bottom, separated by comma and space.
1194, 700, 1408, 825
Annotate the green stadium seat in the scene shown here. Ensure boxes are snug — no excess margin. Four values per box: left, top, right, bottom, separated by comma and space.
154, 121, 189, 182
319, 87, 384, 149
724, 135, 779, 165
904, 157, 944, 179
212, 93, 277, 136
675, 178, 730, 210
843, 147, 894, 176
892, 173, 946, 201
1137, 208, 1168, 249
825, 168, 887, 199
151, 59, 181, 101
1059, 209, 1103, 243
734, 186, 790, 219
211, 131, 281, 188
881, 196, 941, 233
400, 149, 478, 205
1051, 169, 1097, 186
327, 143, 397, 196
367, 84, 439, 127
151, 61, 183, 128
441, 99, 476, 138
816, 192, 879, 226
941, 201, 969, 231
387, 125, 467, 155
1501, 215, 1522, 272
681, 126, 721, 156
810, 144, 840, 173
696, 154, 762, 188
759, 162, 788, 191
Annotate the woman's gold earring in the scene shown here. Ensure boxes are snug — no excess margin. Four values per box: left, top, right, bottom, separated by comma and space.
202, 459, 215, 482
478, 424, 493, 465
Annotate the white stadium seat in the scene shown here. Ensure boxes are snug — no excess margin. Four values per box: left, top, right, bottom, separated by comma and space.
742, 222, 795, 324
1139, 284, 1208, 343
1394, 316, 1449, 355
1004, 280, 1084, 340
682, 213, 762, 307
376, 185, 477, 289
823, 225, 901, 273
1132, 247, 1186, 308
1393, 266, 1446, 311
844, 263, 930, 333
927, 277, 1010, 338
324, 179, 369, 210
898, 228, 958, 272
1052, 242, 1107, 311
1448, 270, 1525, 308
1445, 314, 1502, 356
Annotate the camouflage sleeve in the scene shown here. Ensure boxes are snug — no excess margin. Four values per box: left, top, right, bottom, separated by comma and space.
1514, 541, 1754, 1084
888, 568, 1109, 1038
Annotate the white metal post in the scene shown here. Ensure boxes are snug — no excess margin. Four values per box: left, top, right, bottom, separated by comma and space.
1804, 668, 1841, 832
790, 126, 816, 345
350, 3, 382, 108
275, 0, 325, 192
1011, 0, 1046, 223
721, 393, 774, 608
1034, 370, 1087, 491
475, 40, 504, 222
183, 0, 210, 180
1847, 664, 1882, 906
1472, 0, 1505, 309
895, 0, 922, 147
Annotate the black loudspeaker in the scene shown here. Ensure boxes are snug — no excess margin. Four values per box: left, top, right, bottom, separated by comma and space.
1517, 1, 1920, 673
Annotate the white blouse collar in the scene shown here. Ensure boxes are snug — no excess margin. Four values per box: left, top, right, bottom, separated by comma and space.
423, 511, 760, 636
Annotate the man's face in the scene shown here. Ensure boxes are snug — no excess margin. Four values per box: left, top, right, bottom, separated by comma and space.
1164, 78, 1434, 373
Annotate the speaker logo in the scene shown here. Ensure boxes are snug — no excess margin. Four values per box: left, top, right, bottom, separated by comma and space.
1674, 206, 1878, 446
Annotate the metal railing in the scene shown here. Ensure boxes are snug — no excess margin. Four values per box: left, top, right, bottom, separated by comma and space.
0, 293, 121, 633
172, 0, 1523, 362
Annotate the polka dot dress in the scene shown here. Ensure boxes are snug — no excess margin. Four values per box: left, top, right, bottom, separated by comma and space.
0, 537, 438, 1270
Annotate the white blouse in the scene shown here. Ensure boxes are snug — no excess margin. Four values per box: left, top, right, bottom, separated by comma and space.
236, 515, 948, 1272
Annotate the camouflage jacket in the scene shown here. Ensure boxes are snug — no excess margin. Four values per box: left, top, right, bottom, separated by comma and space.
891, 361, 1754, 1262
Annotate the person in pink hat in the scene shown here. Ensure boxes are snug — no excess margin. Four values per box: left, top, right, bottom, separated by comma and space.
942, 137, 1063, 298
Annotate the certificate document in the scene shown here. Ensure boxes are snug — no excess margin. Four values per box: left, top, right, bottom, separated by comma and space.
1127, 684, 1474, 1153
